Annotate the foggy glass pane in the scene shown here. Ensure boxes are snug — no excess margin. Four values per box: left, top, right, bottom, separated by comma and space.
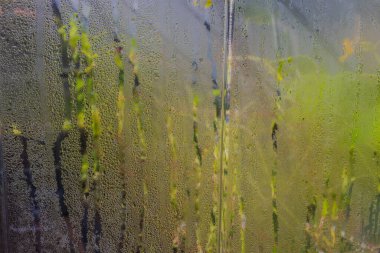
1, 0, 379, 252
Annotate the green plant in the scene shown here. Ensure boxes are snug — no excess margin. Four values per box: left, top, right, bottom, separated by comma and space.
65, 13, 103, 250
67, 14, 91, 194
66, 12, 101, 194
81, 28, 101, 183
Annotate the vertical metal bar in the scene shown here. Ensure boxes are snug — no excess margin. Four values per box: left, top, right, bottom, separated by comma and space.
218, 0, 234, 252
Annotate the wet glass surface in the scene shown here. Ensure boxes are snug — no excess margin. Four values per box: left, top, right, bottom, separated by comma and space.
1, 1, 380, 252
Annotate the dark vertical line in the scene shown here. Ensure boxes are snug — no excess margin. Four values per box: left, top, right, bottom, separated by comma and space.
92, 151, 103, 253
19, 136, 42, 253
79, 128, 89, 251
52, 131, 76, 253
81, 198, 89, 251
52, 0, 72, 124
0, 129, 8, 253
51, 2, 79, 251
193, 95, 203, 253
135, 206, 145, 253
52, 133, 69, 216
271, 2, 281, 251
94, 192, 102, 253
271, 125, 279, 252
